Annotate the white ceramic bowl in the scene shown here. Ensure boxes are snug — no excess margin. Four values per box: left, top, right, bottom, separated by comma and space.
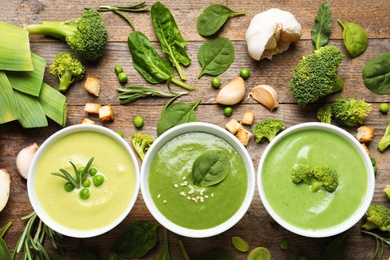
258, 122, 375, 238
141, 122, 255, 238
28, 124, 139, 238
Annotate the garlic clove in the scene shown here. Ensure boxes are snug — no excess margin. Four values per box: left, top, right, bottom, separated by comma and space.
216, 77, 246, 105
16, 143, 39, 179
0, 169, 10, 212
249, 85, 279, 111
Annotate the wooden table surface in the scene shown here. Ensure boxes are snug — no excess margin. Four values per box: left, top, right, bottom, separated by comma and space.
2, 0, 390, 259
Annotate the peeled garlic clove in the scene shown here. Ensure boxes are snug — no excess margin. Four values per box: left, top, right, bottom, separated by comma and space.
0, 169, 10, 212
16, 143, 38, 179
249, 85, 279, 111
216, 77, 246, 105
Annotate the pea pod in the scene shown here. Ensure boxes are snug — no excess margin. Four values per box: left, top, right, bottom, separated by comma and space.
338, 19, 368, 57
363, 52, 390, 94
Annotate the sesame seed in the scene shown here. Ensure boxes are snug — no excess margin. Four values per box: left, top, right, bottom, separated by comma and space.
163, 200, 167, 204
182, 176, 186, 180
157, 194, 161, 199
188, 190, 194, 194
174, 184, 178, 188
180, 191, 186, 196
187, 196, 191, 200
205, 195, 209, 198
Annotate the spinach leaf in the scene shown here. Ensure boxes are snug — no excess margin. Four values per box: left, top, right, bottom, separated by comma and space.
156, 228, 171, 260
198, 37, 235, 78
0, 222, 12, 260
338, 19, 368, 57
157, 99, 201, 136
127, 31, 194, 91
151, 2, 191, 81
116, 220, 159, 259
196, 4, 245, 37
311, 2, 332, 50
319, 231, 349, 260
363, 52, 390, 94
192, 150, 230, 187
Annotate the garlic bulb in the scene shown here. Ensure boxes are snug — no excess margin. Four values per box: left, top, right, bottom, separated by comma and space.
16, 143, 38, 179
216, 77, 246, 105
0, 169, 10, 212
245, 8, 302, 60
249, 85, 279, 111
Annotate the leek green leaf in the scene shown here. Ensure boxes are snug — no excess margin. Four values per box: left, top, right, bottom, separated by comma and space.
14, 90, 48, 128
0, 71, 19, 124
39, 82, 67, 127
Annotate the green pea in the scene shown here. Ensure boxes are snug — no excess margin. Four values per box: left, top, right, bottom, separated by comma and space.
370, 156, 376, 166
114, 65, 123, 75
78, 166, 86, 175
82, 179, 91, 187
79, 188, 90, 200
379, 103, 389, 114
116, 131, 124, 138
280, 239, 289, 250
133, 115, 144, 128
89, 167, 98, 176
118, 72, 128, 83
240, 68, 250, 79
93, 175, 105, 187
224, 107, 233, 117
64, 182, 74, 192
211, 77, 221, 88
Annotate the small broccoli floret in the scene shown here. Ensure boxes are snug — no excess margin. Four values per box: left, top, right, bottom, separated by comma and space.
252, 118, 285, 143
378, 122, 390, 152
331, 97, 372, 127
25, 9, 108, 61
290, 45, 344, 106
131, 132, 154, 161
317, 105, 332, 124
291, 164, 338, 193
362, 204, 390, 232
291, 164, 313, 185
49, 52, 85, 92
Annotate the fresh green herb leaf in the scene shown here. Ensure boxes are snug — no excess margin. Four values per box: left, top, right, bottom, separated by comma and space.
0, 222, 12, 260
196, 4, 245, 37
311, 2, 332, 50
156, 228, 171, 260
198, 37, 235, 78
362, 230, 390, 259
338, 19, 368, 57
178, 240, 191, 260
319, 231, 348, 260
192, 150, 230, 187
363, 52, 390, 94
117, 85, 187, 105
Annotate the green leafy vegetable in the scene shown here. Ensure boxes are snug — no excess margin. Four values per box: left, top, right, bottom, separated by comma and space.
117, 85, 187, 104
338, 19, 368, 57
116, 220, 159, 259
0, 222, 12, 260
127, 31, 194, 91
319, 231, 349, 260
198, 37, 235, 78
311, 2, 332, 50
156, 228, 171, 260
157, 99, 201, 136
362, 52, 390, 94
192, 150, 230, 187
196, 4, 245, 37
151, 1, 191, 80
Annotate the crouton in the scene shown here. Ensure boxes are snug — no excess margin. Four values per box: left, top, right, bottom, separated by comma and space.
80, 118, 95, 124
241, 110, 255, 125
361, 143, 370, 155
99, 105, 114, 123
224, 119, 242, 135
235, 128, 252, 146
84, 77, 101, 97
356, 126, 374, 143
84, 102, 102, 114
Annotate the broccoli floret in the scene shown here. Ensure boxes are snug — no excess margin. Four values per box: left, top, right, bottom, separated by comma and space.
362, 204, 390, 232
317, 105, 332, 124
252, 118, 285, 143
131, 132, 154, 161
384, 186, 390, 200
290, 45, 344, 106
291, 164, 338, 193
331, 97, 372, 127
378, 122, 390, 152
25, 9, 108, 61
49, 52, 85, 92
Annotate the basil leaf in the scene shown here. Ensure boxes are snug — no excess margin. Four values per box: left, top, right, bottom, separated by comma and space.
157, 99, 201, 136
319, 231, 348, 260
192, 150, 230, 187
338, 19, 368, 57
196, 4, 245, 37
198, 37, 235, 78
151, 2, 191, 81
0, 239, 11, 260
311, 2, 332, 50
363, 52, 390, 94
116, 220, 159, 259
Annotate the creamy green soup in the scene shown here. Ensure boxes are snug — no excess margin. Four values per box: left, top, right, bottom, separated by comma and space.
149, 132, 247, 229
34, 131, 137, 232
262, 129, 368, 231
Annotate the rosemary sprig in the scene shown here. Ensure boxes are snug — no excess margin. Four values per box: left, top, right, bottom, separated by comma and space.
362, 230, 390, 259
51, 157, 94, 189
117, 85, 188, 104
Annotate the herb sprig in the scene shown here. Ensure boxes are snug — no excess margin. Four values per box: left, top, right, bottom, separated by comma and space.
362, 230, 390, 259
51, 157, 94, 189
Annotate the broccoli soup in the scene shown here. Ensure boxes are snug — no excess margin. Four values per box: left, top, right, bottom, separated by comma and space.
33, 130, 137, 233
261, 128, 368, 231
148, 132, 248, 229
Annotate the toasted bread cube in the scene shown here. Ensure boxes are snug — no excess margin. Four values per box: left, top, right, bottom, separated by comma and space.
241, 110, 255, 125
356, 126, 374, 143
361, 143, 370, 155
84, 77, 101, 97
235, 128, 252, 146
224, 119, 242, 135
84, 102, 102, 114
99, 105, 114, 123
80, 118, 95, 124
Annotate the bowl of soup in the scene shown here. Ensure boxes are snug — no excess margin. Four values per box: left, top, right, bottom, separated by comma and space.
258, 122, 375, 238
141, 122, 255, 238
28, 124, 139, 238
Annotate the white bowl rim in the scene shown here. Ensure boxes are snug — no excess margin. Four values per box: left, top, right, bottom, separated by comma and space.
140, 122, 255, 238
27, 124, 140, 238
257, 122, 375, 238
